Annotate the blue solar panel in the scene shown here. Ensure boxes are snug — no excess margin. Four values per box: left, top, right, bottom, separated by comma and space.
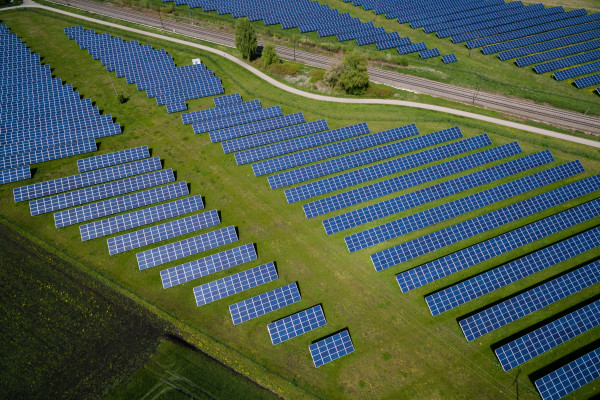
346, 158, 578, 253
137, 225, 238, 270
107, 210, 220, 255
574, 73, 600, 89
209, 113, 305, 143
309, 330, 355, 368
14, 157, 162, 202
229, 282, 301, 325
287, 129, 485, 205
419, 48, 440, 59
554, 60, 600, 81
267, 305, 326, 345
372, 163, 590, 272
495, 299, 600, 371
301, 133, 494, 215
460, 260, 600, 343
535, 347, 600, 400
239, 123, 371, 167
442, 54, 458, 63
193, 261, 278, 306
516, 39, 600, 67
0, 139, 96, 170
160, 243, 257, 288
426, 224, 600, 316
0, 166, 30, 185
31, 169, 175, 216
181, 100, 262, 125
192, 106, 282, 134
498, 30, 600, 61
535, 50, 600, 74
398, 196, 600, 293
77, 146, 149, 172
213, 93, 242, 108
325, 150, 550, 235
222, 119, 328, 154
80, 191, 199, 241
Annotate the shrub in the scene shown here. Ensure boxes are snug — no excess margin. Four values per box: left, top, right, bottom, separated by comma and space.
269, 63, 301, 77
234, 18, 257, 60
324, 50, 369, 95
309, 69, 325, 83
262, 44, 279, 68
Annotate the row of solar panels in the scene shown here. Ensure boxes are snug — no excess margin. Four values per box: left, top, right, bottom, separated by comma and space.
181, 89, 598, 399
0, 25, 123, 186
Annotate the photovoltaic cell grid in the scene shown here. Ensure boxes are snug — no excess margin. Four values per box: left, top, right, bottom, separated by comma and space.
287, 128, 481, 205
426, 223, 600, 317
181, 100, 261, 125
442, 54, 458, 63
346, 156, 575, 253
397, 195, 600, 293
77, 146, 149, 172
213, 93, 242, 108
459, 259, 600, 343
137, 225, 238, 270
267, 305, 326, 345
495, 299, 600, 372
372, 162, 590, 272
310, 330, 354, 367
107, 209, 220, 255
574, 73, 600, 89
80, 191, 200, 241
193, 106, 283, 134
14, 157, 162, 202
209, 113, 305, 143
325, 149, 550, 235
554, 60, 600, 81
229, 282, 301, 325
419, 48, 440, 59
0, 140, 97, 171
302, 133, 492, 216
0, 166, 30, 185
535, 347, 600, 400
31, 168, 175, 217
160, 243, 257, 289
194, 262, 278, 306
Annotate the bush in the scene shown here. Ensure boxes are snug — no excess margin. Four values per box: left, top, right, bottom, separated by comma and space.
366, 85, 394, 98
269, 63, 301, 77
262, 44, 279, 68
234, 18, 257, 60
324, 50, 369, 95
117, 94, 127, 104
309, 69, 325, 83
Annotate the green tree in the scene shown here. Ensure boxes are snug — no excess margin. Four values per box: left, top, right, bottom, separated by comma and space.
324, 50, 370, 95
234, 18, 257, 60
262, 44, 279, 67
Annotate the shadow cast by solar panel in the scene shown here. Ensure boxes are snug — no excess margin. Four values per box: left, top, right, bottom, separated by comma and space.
527, 338, 600, 383
423, 222, 600, 300
309, 327, 351, 345
30, 167, 38, 179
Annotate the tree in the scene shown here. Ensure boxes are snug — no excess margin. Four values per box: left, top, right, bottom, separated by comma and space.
234, 18, 257, 60
324, 50, 369, 95
262, 44, 279, 67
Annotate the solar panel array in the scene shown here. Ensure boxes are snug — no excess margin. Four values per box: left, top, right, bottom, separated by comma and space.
229, 282, 301, 325
107, 209, 220, 255
309, 330, 355, 367
213, 93, 242, 108
426, 223, 600, 316
193, 106, 283, 134
181, 99, 262, 125
77, 146, 149, 172
442, 54, 457, 63
345, 147, 562, 253
65, 26, 223, 113
137, 225, 238, 270
459, 259, 600, 343
372, 162, 590, 272
209, 113, 306, 143
267, 305, 326, 345
161, 243, 257, 288
535, 347, 600, 400
194, 262, 278, 306
80, 189, 199, 241
495, 298, 600, 371
1, 24, 124, 184
554, 60, 600, 81
324, 150, 551, 235
419, 48, 440, 59
397, 196, 600, 293
574, 73, 600, 89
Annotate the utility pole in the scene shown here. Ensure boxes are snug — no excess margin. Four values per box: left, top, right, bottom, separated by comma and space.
107, 70, 118, 96
158, 9, 165, 30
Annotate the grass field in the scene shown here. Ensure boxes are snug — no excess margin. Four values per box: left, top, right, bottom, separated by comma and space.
1, 8, 600, 400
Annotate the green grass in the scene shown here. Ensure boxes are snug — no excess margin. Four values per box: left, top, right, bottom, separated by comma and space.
0, 9, 599, 400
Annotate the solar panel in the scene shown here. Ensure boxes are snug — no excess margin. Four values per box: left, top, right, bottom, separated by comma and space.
229, 282, 301, 325
192, 106, 282, 134
310, 330, 355, 367
14, 157, 162, 202
193, 261, 278, 306
287, 129, 487, 205
0, 139, 97, 170
346, 157, 577, 253
459, 259, 600, 343
574, 73, 600, 89
426, 224, 600, 317
0, 165, 30, 185
554, 60, 600, 81
209, 113, 305, 143
213, 93, 242, 108
535, 50, 600, 74
535, 347, 600, 400
80, 191, 199, 241
160, 243, 257, 288
137, 225, 238, 270
181, 100, 261, 125
107, 210, 220, 255
324, 150, 550, 235
442, 54, 458, 63
419, 48, 440, 59
372, 162, 589, 272
267, 305, 327, 345
31, 168, 175, 216
77, 146, 149, 172
496, 299, 600, 372
398, 196, 600, 293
